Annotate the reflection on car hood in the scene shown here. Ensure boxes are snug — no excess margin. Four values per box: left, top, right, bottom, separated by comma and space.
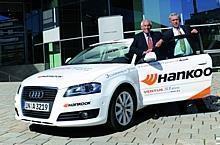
22, 64, 129, 88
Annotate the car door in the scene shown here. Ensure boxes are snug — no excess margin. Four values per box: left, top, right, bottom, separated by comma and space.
136, 54, 212, 106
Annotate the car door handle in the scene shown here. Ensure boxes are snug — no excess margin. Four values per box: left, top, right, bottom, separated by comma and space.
198, 62, 207, 65
179, 58, 188, 61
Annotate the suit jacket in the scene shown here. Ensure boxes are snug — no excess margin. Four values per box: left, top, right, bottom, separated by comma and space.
162, 25, 198, 58
128, 31, 163, 61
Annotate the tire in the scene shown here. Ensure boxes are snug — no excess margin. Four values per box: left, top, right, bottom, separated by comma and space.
107, 87, 136, 131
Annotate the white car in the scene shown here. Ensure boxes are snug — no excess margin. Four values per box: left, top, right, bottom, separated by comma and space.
15, 38, 212, 130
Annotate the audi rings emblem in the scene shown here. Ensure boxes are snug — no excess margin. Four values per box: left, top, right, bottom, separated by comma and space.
28, 90, 44, 99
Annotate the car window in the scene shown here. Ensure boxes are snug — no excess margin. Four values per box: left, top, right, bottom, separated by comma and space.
67, 42, 130, 64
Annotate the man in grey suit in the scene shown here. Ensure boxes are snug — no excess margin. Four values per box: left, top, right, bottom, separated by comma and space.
156, 12, 199, 58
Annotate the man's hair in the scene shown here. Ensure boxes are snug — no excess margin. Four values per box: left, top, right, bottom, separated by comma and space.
168, 12, 180, 20
140, 19, 152, 27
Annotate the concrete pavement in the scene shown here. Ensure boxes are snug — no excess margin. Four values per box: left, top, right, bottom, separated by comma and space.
0, 72, 220, 145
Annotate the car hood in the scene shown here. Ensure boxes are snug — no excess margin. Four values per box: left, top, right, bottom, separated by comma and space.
22, 64, 129, 88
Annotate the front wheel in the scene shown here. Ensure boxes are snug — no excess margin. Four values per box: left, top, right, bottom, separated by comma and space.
107, 88, 136, 130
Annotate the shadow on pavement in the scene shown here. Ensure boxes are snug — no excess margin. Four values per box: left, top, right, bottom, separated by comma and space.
135, 95, 220, 119
29, 124, 116, 138
29, 95, 220, 137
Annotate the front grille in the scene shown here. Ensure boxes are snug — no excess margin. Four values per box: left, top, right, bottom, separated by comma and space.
57, 109, 99, 121
21, 86, 58, 119
22, 86, 57, 101
22, 110, 51, 119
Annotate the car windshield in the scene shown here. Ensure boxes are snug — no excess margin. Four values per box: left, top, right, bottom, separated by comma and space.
67, 42, 131, 65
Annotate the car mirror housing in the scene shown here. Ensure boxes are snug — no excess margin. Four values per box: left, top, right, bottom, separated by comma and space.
65, 57, 71, 64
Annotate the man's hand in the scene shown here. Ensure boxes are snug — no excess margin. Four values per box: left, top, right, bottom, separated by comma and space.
155, 39, 163, 47
143, 49, 153, 55
191, 29, 198, 34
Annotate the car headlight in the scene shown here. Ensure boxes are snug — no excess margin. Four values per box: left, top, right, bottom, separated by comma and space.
64, 82, 101, 97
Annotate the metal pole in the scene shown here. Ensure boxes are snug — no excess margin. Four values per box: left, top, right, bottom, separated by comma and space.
107, 0, 111, 15
23, 2, 28, 64
9, 75, 11, 82
198, 33, 204, 54
80, 1, 84, 50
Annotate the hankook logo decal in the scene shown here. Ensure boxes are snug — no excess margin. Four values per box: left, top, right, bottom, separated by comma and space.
141, 74, 158, 85
141, 67, 212, 85
64, 102, 91, 108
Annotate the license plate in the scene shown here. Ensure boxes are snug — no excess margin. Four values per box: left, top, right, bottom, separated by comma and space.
24, 101, 49, 112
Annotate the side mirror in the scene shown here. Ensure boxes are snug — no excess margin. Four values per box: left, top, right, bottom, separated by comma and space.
65, 57, 71, 64
144, 52, 157, 62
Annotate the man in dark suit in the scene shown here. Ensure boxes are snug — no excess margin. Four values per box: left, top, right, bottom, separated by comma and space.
156, 12, 199, 58
128, 19, 164, 62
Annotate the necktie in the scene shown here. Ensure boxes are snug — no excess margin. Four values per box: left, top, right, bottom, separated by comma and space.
147, 35, 153, 50
177, 28, 186, 53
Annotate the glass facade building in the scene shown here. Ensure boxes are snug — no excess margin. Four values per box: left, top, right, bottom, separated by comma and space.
0, 0, 220, 69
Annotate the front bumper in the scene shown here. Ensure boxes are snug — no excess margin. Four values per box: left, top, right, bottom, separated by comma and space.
15, 86, 109, 127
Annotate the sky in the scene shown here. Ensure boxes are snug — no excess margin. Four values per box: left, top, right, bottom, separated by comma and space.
143, 0, 220, 26
182, 0, 220, 19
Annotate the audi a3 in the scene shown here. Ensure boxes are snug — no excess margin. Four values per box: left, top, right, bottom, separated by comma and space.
15, 38, 212, 130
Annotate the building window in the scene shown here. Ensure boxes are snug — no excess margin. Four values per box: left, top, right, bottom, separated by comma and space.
59, 1, 81, 39
61, 39, 82, 64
